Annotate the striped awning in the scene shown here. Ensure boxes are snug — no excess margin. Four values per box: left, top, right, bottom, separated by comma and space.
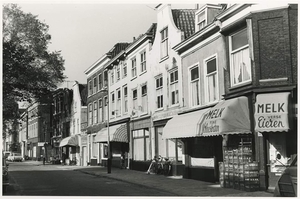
94, 124, 128, 143
59, 135, 79, 147
162, 109, 210, 139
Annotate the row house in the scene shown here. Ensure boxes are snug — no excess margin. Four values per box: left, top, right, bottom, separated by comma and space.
51, 88, 73, 161
22, 101, 52, 161
84, 43, 130, 166
66, 81, 88, 166
170, 3, 297, 191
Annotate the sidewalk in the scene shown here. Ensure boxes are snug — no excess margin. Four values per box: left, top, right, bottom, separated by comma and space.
75, 166, 273, 197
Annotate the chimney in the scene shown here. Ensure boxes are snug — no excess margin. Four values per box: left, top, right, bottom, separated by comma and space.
133, 37, 136, 41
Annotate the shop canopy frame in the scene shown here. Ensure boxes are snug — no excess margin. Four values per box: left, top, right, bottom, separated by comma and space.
94, 124, 128, 143
59, 135, 79, 147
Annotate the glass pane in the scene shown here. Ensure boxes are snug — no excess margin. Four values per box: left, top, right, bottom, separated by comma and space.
207, 58, 216, 74
191, 67, 199, 81
198, 11, 205, 22
232, 29, 248, 51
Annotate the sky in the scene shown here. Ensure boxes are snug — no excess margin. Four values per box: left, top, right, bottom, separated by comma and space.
10, 1, 196, 85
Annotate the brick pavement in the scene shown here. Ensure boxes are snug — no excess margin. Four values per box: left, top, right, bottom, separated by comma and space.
74, 166, 274, 197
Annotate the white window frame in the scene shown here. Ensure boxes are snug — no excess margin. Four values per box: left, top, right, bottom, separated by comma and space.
104, 70, 108, 88
229, 28, 251, 87
98, 73, 103, 91
188, 64, 200, 107
132, 88, 138, 112
116, 64, 121, 81
93, 77, 97, 94
93, 101, 98, 124
141, 83, 148, 113
88, 103, 93, 126
123, 85, 128, 114
98, 99, 103, 123
88, 80, 92, 96
116, 88, 121, 116
123, 62, 127, 78
155, 75, 163, 110
111, 92, 115, 118
131, 57, 137, 78
196, 10, 206, 31
160, 27, 168, 59
140, 50, 146, 73
169, 69, 179, 106
110, 70, 114, 85
103, 96, 108, 122
204, 54, 219, 104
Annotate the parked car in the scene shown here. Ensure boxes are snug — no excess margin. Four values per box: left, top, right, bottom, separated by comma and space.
7, 153, 23, 162
274, 155, 297, 197
2, 155, 9, 193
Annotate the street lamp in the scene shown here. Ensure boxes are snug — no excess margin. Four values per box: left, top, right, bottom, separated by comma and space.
100, 85, 111, 174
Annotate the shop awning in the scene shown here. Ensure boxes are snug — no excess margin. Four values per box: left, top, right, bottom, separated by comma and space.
254, 92, 290, 132
94, 124, 128, 143
199, 97, 251, 136
59, 135, 79, 147
162, 109, 209, 139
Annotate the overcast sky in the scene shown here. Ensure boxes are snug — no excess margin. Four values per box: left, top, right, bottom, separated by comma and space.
12, 2, 196, 85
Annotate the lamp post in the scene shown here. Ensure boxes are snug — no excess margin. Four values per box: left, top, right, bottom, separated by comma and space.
106, 86, 111, 174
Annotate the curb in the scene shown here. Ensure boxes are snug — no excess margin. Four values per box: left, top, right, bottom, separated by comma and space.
75, 169, 179, 196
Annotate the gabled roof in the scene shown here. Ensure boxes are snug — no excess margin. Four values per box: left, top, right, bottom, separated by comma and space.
172, 9, 196, 39
78, 84, 87, 106
107, 43, 131, 58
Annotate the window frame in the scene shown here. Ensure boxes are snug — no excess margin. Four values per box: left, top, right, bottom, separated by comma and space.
169, 69, 179, 106
204, 54, 219, 104
229, 28, 251, 87
116, 88, 121, 116
141, 83, 148, 113
93, 101, 98, 124
131, 57, 137, 78
160, 27, 168, 59
196, 10, 206, 30
140, 50, 146, 73
189, 64, 200, 107
123, 85, 128, 114
155, 75, 163, 109
98, 73, 103, 91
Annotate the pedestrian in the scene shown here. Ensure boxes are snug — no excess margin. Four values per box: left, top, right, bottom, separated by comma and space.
43, 155, 45, 165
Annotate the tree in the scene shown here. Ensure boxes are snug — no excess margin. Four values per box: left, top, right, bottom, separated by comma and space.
3, 4, 66, 124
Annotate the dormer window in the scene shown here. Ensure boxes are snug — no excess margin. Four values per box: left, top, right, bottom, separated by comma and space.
196, 10, 206, 31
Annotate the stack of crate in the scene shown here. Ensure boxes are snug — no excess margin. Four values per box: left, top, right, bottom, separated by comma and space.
244, 162, 259, 191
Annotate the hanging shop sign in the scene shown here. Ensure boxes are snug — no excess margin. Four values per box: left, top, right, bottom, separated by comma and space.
255, 92, 290, 132
199, 96, 251, 136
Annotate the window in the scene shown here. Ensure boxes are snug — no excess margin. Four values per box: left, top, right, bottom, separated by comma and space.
104, 70, 108, 87
132, 89, 138, 111
190, 66, 200, 107
155, 76, 163, 109
116, 89, 121, 116
169, 70, 179, 105
197, 11, 206, 30
160, 27, 168, 59
131, 58, 137, 78
88, 103, 93, 125
93, 77, 97, 93
98, 73, 103, 90
132, 129, 150, 161
205, 57, 218, 103
123, 86, 128, 114
116, 65, 121, 81
93, 101, 98, 124
98, 99, 103, 122
103, 97, 108, 121
111, 92, 115, 117
230, 29, 251, 86
88, 80, 92, 96
141, 84, 148, 113
110, 70, 114, 85
123, 63, 127, 78
140, 51, 146, 73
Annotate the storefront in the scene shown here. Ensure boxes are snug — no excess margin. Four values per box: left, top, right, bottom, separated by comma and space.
254, 92, 296, 189
130, 117, 152, 171
59, 134, 80, 165
199, 96, 260, 191
94, 123, 129, 168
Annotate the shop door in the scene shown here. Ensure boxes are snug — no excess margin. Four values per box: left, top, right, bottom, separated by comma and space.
82, 146, 87, 166
267, 133, 288, 188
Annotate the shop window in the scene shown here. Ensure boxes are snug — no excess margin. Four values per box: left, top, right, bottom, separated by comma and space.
132, 129, 150, 161
204, 56, 218, 103
190, 66, 200, 107
229, 28, 251, 86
